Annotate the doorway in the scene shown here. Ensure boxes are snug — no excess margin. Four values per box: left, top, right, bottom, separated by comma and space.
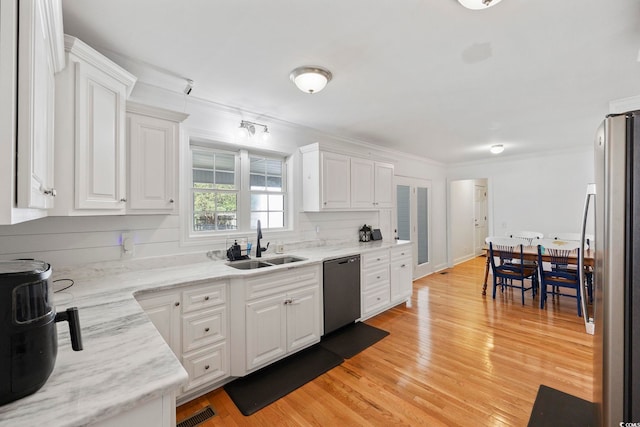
395, 177, 432, 279
449, 178, 489, 265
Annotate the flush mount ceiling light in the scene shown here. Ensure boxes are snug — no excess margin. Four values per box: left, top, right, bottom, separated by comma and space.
289, 66, 332, 94
238, 120, 270, 140
490, 144, 504, 154
458, 0, 503, 10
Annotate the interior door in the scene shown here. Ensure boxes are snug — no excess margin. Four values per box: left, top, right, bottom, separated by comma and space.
395, 177, 431, 279
474, 184, 488, 254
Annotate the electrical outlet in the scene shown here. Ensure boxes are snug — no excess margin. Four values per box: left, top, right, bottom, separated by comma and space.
121, 232, 134, 258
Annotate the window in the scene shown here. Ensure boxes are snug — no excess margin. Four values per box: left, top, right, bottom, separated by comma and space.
250, 156, 285, 229
190, 145, 287, 234
192, 149, 237, 231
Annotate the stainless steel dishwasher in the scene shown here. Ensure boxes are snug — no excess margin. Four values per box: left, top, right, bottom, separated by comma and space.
323, 255, 361, 335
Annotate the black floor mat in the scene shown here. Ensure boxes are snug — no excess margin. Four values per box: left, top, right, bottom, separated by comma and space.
320, 322, 389, 359
224, 344, 343, 416
528, 384, 597, 427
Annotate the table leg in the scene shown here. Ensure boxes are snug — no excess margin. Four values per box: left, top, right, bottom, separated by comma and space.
482, 255, 490, 296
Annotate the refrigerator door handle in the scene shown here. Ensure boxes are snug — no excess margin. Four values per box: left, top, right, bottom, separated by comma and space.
580, 184, 596, 335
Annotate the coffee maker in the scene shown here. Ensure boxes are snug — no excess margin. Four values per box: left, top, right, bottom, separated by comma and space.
0, 260, 83, 405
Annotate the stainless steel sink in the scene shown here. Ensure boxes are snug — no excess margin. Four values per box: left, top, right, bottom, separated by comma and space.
227, 256, 307, 269
264, 256, 307, 265
227, 260, 273, 270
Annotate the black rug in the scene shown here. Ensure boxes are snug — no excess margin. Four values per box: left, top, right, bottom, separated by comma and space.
224, 344, 343, 416
320, 322, 389, 359
528, 384, 597, 427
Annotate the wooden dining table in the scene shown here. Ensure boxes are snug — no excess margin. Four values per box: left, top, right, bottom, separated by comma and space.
481, 246, 595, 295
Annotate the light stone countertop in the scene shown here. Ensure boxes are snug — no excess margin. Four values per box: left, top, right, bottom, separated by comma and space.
0, 240, 410, 427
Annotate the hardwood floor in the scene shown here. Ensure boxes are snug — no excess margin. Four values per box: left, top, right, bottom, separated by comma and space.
176, 256, 594, 426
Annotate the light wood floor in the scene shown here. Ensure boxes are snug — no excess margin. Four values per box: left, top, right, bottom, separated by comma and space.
177, 256, 594, 426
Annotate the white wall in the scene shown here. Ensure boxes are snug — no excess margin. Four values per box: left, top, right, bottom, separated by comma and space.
447, 147, 594, 244
0, 82, 448, 270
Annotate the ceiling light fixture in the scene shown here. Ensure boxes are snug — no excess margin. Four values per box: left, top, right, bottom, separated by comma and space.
490, 144, 504, 154
457, 0, 503, 10
238, 120, 270, 140
289, 66, 332, 94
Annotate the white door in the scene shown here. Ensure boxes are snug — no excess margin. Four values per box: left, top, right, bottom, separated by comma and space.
395, 177, 432, 279
320, 151, 350, 209
245, 294, 287, 370
286, 286, 320, 352
474, 184, 488, 255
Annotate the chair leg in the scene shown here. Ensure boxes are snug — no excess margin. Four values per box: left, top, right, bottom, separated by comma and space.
521, 281, 525, 305
577, 288, 582, 317
492, 275, 498, 299
540, 283, 546, 309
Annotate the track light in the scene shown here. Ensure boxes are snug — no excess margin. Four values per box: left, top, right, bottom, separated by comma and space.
238, 120, 269, 140
184, 79, 194, 95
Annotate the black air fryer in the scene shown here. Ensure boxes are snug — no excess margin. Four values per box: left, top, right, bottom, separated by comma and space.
0, 260, 83, 405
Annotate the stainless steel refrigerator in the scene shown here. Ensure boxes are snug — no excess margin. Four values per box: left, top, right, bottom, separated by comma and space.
583, 111, 640, 425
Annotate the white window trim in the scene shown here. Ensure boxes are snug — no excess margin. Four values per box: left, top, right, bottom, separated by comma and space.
180, 131, 295, 248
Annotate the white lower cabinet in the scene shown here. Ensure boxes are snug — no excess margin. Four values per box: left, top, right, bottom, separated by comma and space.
390, 246, 413, 303
231, 264, 322, 376
136, 280, 229, 402
361, 249, 391, 319
361, 245, 413, 320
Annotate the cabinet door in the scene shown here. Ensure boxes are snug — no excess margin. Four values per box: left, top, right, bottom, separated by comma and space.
16, 0, 58, 209
246, 293, 287, 371
75, 60, 127, 211
128, 113, 178, 212
350, 158, 375, 209
374, 162, 394, 208
390, 260, 412, 302
286, 286, 321, 353
137, 292, 181, 357
321, 151, 350, 209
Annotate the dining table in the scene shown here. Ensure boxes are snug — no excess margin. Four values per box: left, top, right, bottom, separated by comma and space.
481, 246, 595, 295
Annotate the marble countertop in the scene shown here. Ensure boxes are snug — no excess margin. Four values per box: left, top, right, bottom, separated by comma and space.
0, 240, 410, 426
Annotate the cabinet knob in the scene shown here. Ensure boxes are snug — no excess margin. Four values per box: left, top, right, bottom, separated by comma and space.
169, 199, 174, 204
174, 302, 180, 307
204, 296, 210, 301
376, 276, 381, 279
43, 188, 57, 197
401, 264, 406, 268
204, 327, 210, 332
120, 198, 127, 202
323, 202, 327, 205
204, 365, 210, 370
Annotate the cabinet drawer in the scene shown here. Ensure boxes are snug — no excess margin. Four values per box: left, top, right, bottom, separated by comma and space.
182, 306, 226, 353
245, 265, 320, 300
362, 250, 389, 268
182, 342, 228, 392
362, 286, 391, 315
362, 266, 390, 291
390, 246, 411, 262
182, 282, 226, 313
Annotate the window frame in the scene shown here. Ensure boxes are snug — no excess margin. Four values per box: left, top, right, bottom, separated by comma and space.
184, 139, 291, 245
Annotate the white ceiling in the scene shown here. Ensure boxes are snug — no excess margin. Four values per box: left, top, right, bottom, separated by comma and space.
60, 0, 640, 164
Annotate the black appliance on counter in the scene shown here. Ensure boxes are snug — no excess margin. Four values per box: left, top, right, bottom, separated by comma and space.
323, 255, 361, 335
0, 260, 83, 405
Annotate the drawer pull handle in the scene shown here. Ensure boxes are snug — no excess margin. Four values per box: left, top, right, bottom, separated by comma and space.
174, 302, 180, 307
204, 365, 210, 370
205, 327, 210, 332
401, 264, 406, 268
204, 296, 210, 301
376, 276, 381, 279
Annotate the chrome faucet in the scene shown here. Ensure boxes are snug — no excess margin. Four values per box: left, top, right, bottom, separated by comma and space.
256, 220, 269, 257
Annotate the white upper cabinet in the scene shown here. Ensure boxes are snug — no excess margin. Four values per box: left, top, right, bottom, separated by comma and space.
350, 158, 375, 209
301, 143, 394, 211
374, 161, 394, 208
0, 0, 64, 224
126, 102, 188, 214
52, 36, 136, 216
